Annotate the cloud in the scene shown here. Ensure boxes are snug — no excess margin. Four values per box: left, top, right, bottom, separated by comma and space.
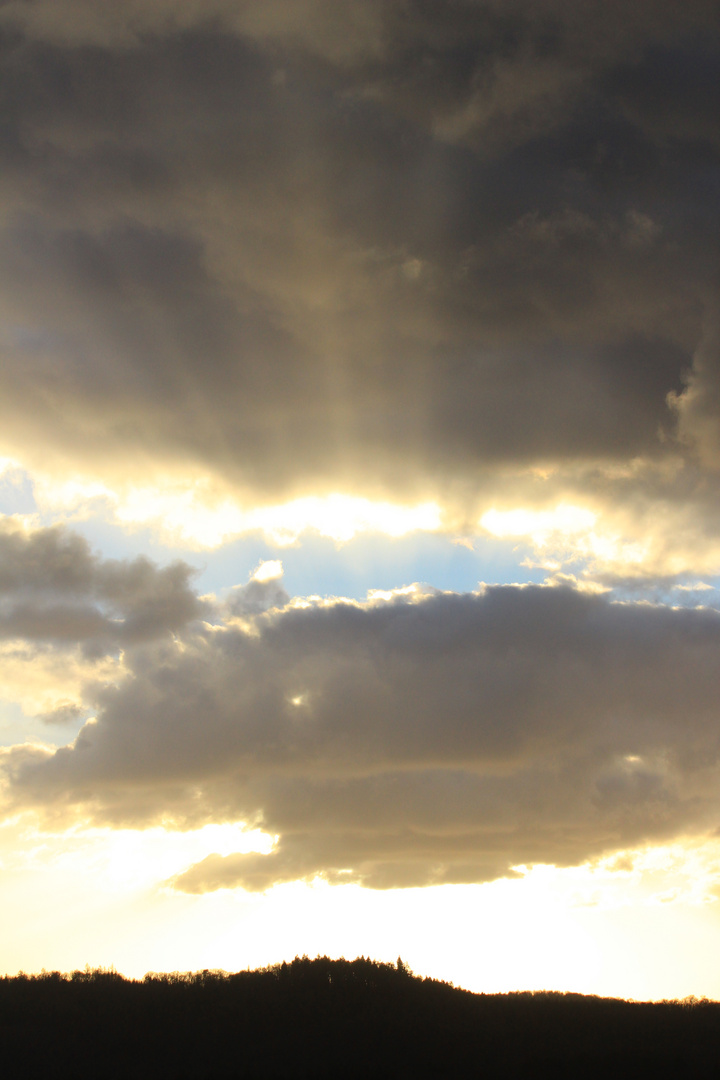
0, 520, 206, 653
670, 306, 720, 470
1, 5, 720, 902
0, 640, 121, 719
0, 1, 716, 569
226, 561, 290, 617
4, 583, 720, 889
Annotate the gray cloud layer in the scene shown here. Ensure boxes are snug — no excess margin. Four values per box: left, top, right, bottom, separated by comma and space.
0, 522, 204, 653
5, 582, 720, 890
0, 2, 717, 511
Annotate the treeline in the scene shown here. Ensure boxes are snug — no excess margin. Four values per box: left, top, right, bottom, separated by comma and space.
2, 955, 719, 1078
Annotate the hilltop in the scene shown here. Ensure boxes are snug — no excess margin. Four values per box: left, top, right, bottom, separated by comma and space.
2, 955, 717, 1078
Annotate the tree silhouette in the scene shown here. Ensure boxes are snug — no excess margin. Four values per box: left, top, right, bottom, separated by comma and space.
0, 956, 717, 1078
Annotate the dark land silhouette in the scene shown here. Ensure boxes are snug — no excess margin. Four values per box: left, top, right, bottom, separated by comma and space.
2, 955, 719, 1078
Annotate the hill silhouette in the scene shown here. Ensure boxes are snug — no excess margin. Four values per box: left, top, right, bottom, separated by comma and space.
2, 955, 718, 1078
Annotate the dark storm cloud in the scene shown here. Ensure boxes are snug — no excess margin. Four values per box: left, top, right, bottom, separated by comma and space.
5, 584, 720, 889
0, 2, 717, 504
0, 521, 206, 651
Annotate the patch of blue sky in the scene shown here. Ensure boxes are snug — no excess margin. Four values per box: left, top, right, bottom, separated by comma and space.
203, 530, 550, 601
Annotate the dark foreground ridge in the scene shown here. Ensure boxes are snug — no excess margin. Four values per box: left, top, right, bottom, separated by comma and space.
3, 956, 719, 1078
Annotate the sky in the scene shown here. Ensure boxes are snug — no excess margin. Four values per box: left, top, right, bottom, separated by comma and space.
1, 0, 720, 1001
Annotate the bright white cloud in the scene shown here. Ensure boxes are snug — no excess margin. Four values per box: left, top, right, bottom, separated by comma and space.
481, 504, 597, 540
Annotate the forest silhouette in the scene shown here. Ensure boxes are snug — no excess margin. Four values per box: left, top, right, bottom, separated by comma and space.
2, 955, 719, 1077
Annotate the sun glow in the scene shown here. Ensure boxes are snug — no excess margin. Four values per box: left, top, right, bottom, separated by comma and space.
480, 503, 656, 576
0, 642, 123, 721
114, 491, 443, 547
480, 504, 597, 542
2, 820, 275, 895
31, 472, 443, 547
3, 820, 720, 999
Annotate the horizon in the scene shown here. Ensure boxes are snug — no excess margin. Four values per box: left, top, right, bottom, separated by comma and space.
4, 954, 717, 1007
2, 0, 720, 1004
